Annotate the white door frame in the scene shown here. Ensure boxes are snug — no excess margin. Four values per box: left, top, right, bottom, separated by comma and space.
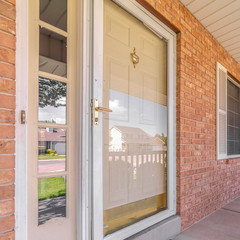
15, 0, 29, 238
91, 0, 176, 240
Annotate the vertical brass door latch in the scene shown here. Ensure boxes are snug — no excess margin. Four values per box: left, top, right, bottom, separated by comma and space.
130, 47, 139, 68
91, 99, 112, 125
21, 110, 26, 124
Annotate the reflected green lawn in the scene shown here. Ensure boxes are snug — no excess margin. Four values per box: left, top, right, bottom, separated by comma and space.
38, 177, 66, 200
38, 154, 66, 160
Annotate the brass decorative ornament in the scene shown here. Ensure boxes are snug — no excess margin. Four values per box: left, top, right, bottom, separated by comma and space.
130, 47, 139, 68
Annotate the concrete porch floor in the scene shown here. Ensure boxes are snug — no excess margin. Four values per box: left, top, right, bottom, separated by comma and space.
172, 197, 240, 240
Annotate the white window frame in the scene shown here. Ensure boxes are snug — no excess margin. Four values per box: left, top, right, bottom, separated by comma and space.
216, 62, 227, 160
91, 0, 176, 239
217, 62, 240, 160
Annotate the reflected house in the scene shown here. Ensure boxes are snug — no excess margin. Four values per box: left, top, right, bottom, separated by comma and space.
38, 128, 66, 155
109, 126, 166, 153
104, 125, 168, 211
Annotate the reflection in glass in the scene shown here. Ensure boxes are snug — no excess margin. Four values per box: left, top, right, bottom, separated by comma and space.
38, 176, 66, 225
40, 0, 67, 31
39, 27, 67, 77
104, 125, 167, 235
38, 76, 67, 124
38, 128, 66, 174
103, 0, 167, 235
227, 80, 240, 155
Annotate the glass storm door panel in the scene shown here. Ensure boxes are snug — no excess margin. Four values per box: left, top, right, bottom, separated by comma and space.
28, 0, 77, 239
94, 0, 168, 237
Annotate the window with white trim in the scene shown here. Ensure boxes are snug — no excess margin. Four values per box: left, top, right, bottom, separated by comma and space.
217, 62, 240, 159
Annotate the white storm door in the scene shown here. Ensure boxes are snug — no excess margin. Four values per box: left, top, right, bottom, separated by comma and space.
92, 0, 176, 240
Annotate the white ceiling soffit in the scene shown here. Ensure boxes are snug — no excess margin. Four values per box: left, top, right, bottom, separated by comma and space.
181, 0, 240, 65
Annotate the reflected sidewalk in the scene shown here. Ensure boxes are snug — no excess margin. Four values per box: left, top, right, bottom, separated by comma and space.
173, 197, 240, 240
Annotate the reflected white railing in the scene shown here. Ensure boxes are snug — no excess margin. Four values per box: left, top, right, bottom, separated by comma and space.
104, 151, 167, 210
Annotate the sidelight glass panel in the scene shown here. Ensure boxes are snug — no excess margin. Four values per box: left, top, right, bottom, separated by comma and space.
38, 76, 67, 124
39, 27, 67, 77
38, 176, 66, 225
103, 0, 168, 235
38, 127, 66, 174
40, 0, 67, 31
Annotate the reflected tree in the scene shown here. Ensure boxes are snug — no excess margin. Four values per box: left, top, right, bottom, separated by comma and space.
155, 133, 167, 146
39, 76, 66, 108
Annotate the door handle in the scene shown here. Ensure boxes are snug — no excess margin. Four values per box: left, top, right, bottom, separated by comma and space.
94, 99, 112, 125
95, 106, 112, 112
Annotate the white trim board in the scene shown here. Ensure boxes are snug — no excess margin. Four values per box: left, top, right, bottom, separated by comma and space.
79, 0, 93, 240
15, 0, 29, 239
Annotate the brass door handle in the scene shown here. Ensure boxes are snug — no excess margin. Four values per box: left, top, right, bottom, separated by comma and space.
95, 106, 112, 112
93, 99, 112, 125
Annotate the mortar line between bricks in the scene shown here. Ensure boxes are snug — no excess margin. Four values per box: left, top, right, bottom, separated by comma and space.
0, 92, 15, 97
0, 213, 14, 219
0, 107, 15, 111
0, 13, 15, 23
0, 198, 14, 202
0, 108, 15, 111
0, 153, 15, 156
1, 0, 15, 7
0, 123, 15, 126
0, 229, 14, 236
0, 60, 15, 66
0, 138, 16, 141
0, 29, 15, 37
0, 75, 16, 81
0, 183, 15, 187
0, 169, 15, 172
0, 168, 15, 171
0, 44, 15, 52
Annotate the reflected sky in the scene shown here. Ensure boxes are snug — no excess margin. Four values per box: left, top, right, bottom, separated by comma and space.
39, 105, 66, 124
109, 89, 167, 136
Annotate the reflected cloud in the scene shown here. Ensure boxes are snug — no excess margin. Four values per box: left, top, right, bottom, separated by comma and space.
109, 99, 127, 115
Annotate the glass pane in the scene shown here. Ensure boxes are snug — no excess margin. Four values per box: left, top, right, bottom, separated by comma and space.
38, 176, 66, 225
40, 0, 67, 31
227, 80, 240, 155
38, 128, 66, 174
39, 27, 67, 77
38, 76, 67, 124
103, 0, 167, 235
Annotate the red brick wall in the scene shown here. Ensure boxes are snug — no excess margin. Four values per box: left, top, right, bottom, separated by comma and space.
0, 0, 15, 239
0, 0, 240, 237
139, 0, 240, 230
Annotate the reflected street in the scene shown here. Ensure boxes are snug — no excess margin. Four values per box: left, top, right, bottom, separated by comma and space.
38, 159, 65, 173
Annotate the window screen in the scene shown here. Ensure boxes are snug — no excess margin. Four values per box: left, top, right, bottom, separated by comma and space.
227, 80, 240, 155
